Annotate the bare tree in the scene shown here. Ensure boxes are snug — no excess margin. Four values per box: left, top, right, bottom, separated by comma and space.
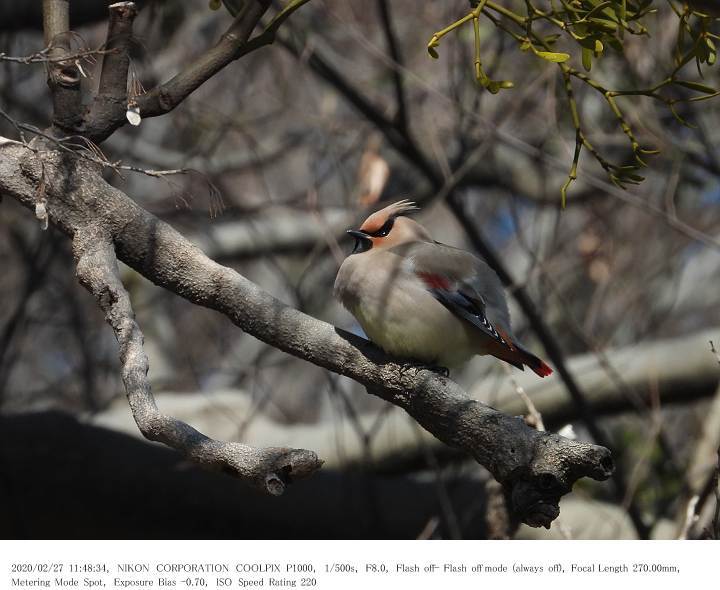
2, 1, 719, 538
0, 1, 618, 530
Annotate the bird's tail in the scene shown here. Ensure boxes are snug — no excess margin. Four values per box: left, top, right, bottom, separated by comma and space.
515, 345, 553, 378
497, 343, 553, 378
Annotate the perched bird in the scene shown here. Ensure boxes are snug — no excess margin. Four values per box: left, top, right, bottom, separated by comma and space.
334, 200, 553, 377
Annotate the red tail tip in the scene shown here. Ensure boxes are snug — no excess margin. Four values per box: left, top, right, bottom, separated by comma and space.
532, 361, 553, 378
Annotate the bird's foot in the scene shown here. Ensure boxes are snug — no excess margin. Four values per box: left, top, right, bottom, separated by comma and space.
400, 362, 450, 378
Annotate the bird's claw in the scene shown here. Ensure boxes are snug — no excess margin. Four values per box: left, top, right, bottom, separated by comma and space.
400, 362, 449, 378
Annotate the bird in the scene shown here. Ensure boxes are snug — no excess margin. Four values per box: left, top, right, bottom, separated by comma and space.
334, 199, 553, 377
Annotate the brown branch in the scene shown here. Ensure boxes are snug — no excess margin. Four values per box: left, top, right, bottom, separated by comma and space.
0, 141, 614, 528
83, 2, 137, 138
91, 328, 720, 474
136, 0, 269, 116
71, 223, 322, 495
84, 0, 271, 142
87, 1, 138, 128
0, 47, 114, 65
42, 0, 69, 49
42, 0, 82, 133
376, 0, 408, 132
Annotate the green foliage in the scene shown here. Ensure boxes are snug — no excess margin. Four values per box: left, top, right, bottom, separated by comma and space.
427, 1, 720, 205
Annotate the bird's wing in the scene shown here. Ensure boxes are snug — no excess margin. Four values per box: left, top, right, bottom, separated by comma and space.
393, 241, 515, 350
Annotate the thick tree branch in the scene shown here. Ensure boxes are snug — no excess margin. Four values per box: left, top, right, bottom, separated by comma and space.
71, 223, 322, 495
137, 0, 268, 116
0, 142, 613, 527
84, 0, 271, 142
42, 0, 82, 132
92, 327, 720, 475
86, 2, 138, 130
42, 0, 69, 47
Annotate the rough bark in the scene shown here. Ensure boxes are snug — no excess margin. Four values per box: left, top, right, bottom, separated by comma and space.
72, 225, 321, 495
0, 141, 613, 528
82, 0, 272, 142
42, 0, 82, 132
85, 2, 138, 133
90, 328, 720, 472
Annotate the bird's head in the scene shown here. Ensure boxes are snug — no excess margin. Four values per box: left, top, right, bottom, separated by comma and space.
347, 199, 431, 253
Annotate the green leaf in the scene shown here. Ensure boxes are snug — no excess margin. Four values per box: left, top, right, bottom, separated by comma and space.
582, 47, 593, 70
535, 50, 571, 62
674, 80, 719, 94
486, 82, 500, 94
543, 34, 562, 46
622, 173, 645, 182
588, 17, 618, 33
605, 36, 623, 52
572, 23, 589, 38
209, 0, 221, 9
427, 37, 440, 59
482, 78, 513, 94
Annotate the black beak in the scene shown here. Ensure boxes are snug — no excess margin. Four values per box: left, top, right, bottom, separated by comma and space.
347, 229, 372, 254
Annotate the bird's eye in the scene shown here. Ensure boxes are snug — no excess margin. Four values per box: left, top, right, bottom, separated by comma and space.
370, 217, 394, 237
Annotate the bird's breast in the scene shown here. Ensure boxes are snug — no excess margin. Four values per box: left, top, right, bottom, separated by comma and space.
335, 253, 479, 367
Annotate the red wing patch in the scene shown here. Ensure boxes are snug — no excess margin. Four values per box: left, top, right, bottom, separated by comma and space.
417, 272, 452, 291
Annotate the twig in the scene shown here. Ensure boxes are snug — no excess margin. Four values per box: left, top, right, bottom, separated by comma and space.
0, 109, 208, 184
0, 47, 113, 64
503, 364, 545, 431
711, 340, 720, 366
376, 0, 408, 131
679, 495, 700, 539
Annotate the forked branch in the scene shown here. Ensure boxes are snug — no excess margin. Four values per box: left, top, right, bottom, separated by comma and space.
0, 142, 614, 527
71, 223, 322, 495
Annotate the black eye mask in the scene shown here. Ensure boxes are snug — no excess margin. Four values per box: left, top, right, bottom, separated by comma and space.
367, 217, 395, 238
347, 217, 395, 254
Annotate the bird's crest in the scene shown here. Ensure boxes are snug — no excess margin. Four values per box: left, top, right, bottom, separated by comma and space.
359, 199, 419, 234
